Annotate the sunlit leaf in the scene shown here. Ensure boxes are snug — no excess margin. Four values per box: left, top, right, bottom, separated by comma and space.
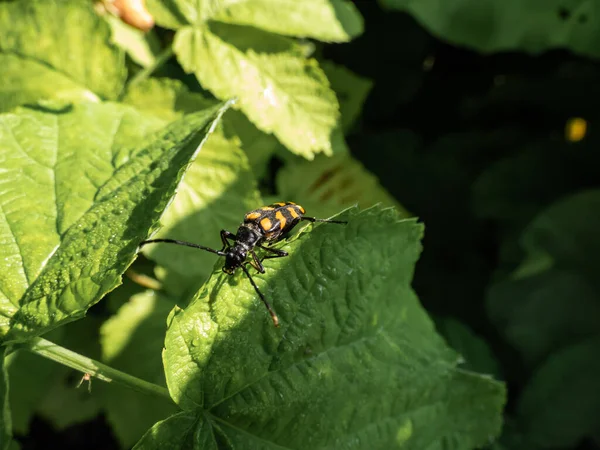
105, 14, 161, 68
154, 206, 505, 449
0, 0, 126, 111
0, 101, 229, 342
174, 23, 339, 158
212, 0, 363, 43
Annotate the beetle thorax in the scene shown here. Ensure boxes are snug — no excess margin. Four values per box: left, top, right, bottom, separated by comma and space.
236, 223, 263, 247
222, 225, 262, 274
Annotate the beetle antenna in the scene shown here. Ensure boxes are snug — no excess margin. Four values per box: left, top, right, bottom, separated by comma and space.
301, 217, 347, 224
240, 265, 280, 327
140, 239, 227, 256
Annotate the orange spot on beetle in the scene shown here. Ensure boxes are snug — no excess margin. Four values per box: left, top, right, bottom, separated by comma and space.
260, 217, 272, 231
245, 212, 261, 221
275, 211, 286, 229
288, 207, 299, 219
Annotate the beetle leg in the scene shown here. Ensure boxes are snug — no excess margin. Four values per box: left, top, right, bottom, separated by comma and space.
220, 229, 237, 251
248, 250, 266, 273
258, 245, 288, 258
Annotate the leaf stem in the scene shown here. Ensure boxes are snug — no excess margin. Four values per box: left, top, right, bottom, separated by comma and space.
20, 337, 173, 402
128, 46, 175, 87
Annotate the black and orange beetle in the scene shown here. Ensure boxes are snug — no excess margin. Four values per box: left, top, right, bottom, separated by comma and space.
140, 202, 346, 327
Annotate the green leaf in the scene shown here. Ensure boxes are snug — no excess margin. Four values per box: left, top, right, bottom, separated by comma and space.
105, 14, 162, 68
380, 0, 600, 58
212, 0, 363, 43
0, 0, 126, 110
0, 54, 99, 114
146, 0, 363, 43
321, 61, 373, 132
436, 317, 502, 378
160, 206, 505, 449
0, 101, 229, 343
277, 153, 410, 220
1, 349, 11, 450
122, 78, 217, 123
174, 23, 340, 158
144, 0, 191, 29
517, 336, 600, 448
99, 291, 178, 448
134, 411, 209, 450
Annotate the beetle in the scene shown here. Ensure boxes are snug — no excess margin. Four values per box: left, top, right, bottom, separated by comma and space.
139, 202, 346, 327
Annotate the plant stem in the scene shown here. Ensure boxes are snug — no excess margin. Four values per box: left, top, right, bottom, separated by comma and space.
21, 337, 172, 402
128, 46, 175, 87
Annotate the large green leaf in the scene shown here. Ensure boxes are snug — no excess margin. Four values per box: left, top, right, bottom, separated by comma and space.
211, 0, 363, 43
0, 54, 98, 114
99, 291, 178, 448
147, 0, 363, 42
380, 0, 600, 58
174, 23, 340, 158
0, 101, 229, 343
517, 336, 600, 448
152, 206, 505, 449
0, 0, 126, 111
0, 349, 10, 450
